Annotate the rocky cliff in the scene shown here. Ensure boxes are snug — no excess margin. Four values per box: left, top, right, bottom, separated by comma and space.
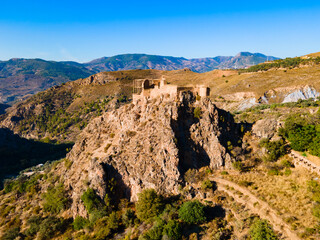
61, 92, 239, 217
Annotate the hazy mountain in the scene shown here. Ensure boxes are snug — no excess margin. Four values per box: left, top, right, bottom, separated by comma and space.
85, 52, 279, 73
0, 52, 278, 104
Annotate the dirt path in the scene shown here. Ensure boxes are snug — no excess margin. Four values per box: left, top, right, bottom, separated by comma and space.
211, 177, 300, 240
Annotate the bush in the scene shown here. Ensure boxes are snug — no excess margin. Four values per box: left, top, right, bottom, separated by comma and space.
81, 188, 104, 214
136, 189, 164, 222
201, 180, 214, 191
162, 220, 182, 240
25, 215, 43, 236
283, 168, 292, 176
249, 219, 278, 240
178, 200, 206, 224
232, 161, 244, 172
64, 158, 73, 169
288, 125, 316, 151
139, 219, 164, 240
94, 212, 120, 240
267, 168, 280, 176
312, 204, 320, 219
122, 209, 136, 228
73, 216, 89, 231
1, 227, 20, 240
38, 216, 67, 240
280, 159, 294, 168
42, 182, 70, 214
259, 139, 287, 162
193, 107, 202, 119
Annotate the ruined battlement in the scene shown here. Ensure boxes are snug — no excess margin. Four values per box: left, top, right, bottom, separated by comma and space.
132, 77, 210, 103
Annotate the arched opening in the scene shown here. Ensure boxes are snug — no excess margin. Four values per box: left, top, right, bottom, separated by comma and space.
143, 80, 150, 89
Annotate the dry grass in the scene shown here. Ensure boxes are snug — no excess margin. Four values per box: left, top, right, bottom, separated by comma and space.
302, 52, 320, 58
163, 65, 320, 100
223, 166, 318, 232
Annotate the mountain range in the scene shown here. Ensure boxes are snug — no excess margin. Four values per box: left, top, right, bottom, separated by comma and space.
0, 52, 278, 104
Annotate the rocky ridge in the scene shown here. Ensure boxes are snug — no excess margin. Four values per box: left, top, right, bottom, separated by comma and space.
61, 92, 240, 217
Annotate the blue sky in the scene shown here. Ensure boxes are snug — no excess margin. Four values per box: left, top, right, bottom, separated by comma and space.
0, 0, 320, 62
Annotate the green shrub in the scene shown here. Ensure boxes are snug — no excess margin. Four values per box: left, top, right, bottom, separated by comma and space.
312, 204, 320, 219
25, 215, 43, 236
238, 180, 253, 187
283, 168, 292, 176
178, 200, 206, 224
139, 219, 165, 240
193, 107, 202, 119
267, 168, 280, 176
122, 209, 136, 228
201, 180, 214, 191
4, 174, 41, 194
288, 125, 316, 151
42, 182, 70, 214
232, 161, 244, 172
81, 188, 105, 214
259, 139, 287, 162
38, 216, 67, 240
162, 220, 182, 240
73, 216, 90, 231
1, 226, 20, 240
249, 219, 278, 240
64, 158, 73, 169
136, 189, 164, 222
94, 212, 120, 240
280, 159, 293, 168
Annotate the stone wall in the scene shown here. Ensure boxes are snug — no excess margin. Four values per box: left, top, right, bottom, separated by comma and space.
290, 150, 320, 175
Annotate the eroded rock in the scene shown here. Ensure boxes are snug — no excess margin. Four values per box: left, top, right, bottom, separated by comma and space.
62, 93, 240, 217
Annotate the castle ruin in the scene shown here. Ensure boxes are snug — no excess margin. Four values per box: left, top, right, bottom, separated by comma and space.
132, 77, 210, 103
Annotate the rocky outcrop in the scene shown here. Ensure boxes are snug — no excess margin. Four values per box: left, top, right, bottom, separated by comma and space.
62, 93, 239, 217
219, 85, 320, 111
282, 85, 319, 103
252, 118, 279, 140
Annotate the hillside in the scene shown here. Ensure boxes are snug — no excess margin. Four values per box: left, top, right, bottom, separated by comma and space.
0, 52, 277, 104
0, 58, 94, 104
2, 89, 320, 239
3, 56, 320, 143
0, 70, 163, 142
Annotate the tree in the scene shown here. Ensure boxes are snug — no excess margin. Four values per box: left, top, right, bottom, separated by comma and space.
288, 125, 316, 151
162, 220, 182, 240
249, 219, 278, 240
178, 200, 206, 224
136, 189, 164, 222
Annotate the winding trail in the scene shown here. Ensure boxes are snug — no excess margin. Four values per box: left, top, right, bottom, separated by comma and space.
210, 177, 300, 240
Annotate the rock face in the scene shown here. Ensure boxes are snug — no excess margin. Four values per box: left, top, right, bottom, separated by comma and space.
282, 85, 320, 103
63, 93, 239, 217
252, 118, 278, 139
220, 85, 320, 111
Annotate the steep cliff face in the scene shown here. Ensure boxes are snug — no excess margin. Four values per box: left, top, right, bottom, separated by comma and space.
62, 93, 239, 217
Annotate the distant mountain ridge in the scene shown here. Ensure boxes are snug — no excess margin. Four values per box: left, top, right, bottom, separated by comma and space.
0, 52, 278, 104
84, 52, 279, 73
